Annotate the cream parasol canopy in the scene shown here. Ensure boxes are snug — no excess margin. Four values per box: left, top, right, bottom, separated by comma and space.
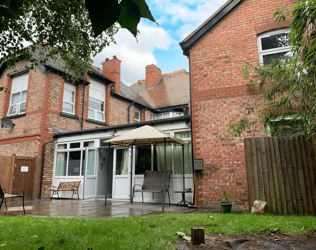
104, 125, 188, 146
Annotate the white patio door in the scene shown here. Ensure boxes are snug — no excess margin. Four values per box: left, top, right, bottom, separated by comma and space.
83, 147, 99, 199
112, 147, 130, 199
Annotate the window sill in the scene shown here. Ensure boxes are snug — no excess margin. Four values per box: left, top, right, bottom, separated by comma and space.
86, 119, 108, 126
5, 113, 26, 119
60, 112, 79, 120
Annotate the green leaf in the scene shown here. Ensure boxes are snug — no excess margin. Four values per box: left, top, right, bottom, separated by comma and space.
118, 0, 141, 37
85, 0, 121, 37
131, 0, 157, 23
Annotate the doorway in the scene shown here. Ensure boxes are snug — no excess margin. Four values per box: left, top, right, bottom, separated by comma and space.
97, 146, 113, 198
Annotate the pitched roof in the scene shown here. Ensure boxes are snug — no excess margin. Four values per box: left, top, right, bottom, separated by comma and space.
180, 0, 243, 56
119, 82, 153, 108
129, 69, 190, 109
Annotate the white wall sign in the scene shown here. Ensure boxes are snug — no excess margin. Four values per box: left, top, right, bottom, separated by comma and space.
21, 166, 29, 172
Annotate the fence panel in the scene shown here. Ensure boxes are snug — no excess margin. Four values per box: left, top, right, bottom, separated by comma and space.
244, 136, 316, 216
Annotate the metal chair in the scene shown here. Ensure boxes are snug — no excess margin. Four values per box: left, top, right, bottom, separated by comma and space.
0, 180, 25, 214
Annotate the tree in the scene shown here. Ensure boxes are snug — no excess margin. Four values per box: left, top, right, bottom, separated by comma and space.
0, 0, 156, 83
227, 0, 316, 139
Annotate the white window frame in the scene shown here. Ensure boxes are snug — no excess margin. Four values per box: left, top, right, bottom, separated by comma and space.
135, 108, 140, 122
7, 73, 29, 116
88, 97, 105, 122
62, 82, 76, 115
266, 115, 301, 137
55, 140, 96, 177
257, 29, 291, 65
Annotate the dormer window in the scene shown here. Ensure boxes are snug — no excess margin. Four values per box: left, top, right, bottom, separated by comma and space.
88, 79, 105, 122
7, 73, 29, 116
62, 82, 76, 114
257, 30, 292, 65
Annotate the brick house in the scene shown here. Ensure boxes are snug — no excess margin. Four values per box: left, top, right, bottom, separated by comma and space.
180, 0, 295, 210
0, 50, 192, 202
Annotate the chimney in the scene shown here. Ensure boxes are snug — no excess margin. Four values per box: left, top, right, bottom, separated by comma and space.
101, 55, 121, 94
145, 64, 162, 89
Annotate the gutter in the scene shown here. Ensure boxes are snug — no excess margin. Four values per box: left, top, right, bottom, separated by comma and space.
127, 102, 135, 123
39, 139, 56, 199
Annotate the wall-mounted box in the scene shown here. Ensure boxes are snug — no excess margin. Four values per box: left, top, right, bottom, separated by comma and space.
194, 159, 203, 170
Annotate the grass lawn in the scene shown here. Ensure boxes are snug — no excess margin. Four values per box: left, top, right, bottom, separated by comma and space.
0, 213, 316, 249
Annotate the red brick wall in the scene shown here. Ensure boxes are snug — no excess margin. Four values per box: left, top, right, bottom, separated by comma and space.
189, 0, 295, 210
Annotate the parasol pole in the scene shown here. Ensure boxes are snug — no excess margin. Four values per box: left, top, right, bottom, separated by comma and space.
105, 142, 111, 206
130, 143, 134, 203
162, 138, 166, 211
182, 144, 185, 206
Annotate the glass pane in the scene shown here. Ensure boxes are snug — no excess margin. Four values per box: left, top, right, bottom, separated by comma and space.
19, 103, 26, 113
151, 114, 155, 120
21, 91, 27, 102
115, 149, 129, 175
58, 144, 67, 150
154, 145, 172, 172
263, 51, 292, 65
96, 112, 104, 121
135, 146, 152, 175
56, 152, 67, 176
173, 112, 183, 117
163, 113, 170, 118
89, 98, 103, 111
87, 150, 96, 176
12, 92, 20, 104
70, 142, 81, 149
174, 143, 193, 174
261, 33, 290, 50
64, 89, 74, 103
175, 131, 191, 139
88, 109, 95, 119
84, 141, 94, 147
8, 105, 18, 115
68, 151, 81, 176
156, 114, 162, 120
135, 110, 140, 120
63, 102, 74, 113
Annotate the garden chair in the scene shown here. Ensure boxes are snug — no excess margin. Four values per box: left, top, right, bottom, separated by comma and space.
0, 180, 25, 214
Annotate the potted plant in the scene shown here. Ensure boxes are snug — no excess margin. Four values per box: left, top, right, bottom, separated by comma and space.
219, 187, 232, 213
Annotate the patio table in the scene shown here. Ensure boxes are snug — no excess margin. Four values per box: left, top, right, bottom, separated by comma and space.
174, 190, 192, 207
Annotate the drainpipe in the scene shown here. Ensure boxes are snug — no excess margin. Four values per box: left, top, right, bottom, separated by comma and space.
81, 83, 86, 130
127, 102, 135, 123
39, 139, 56, 199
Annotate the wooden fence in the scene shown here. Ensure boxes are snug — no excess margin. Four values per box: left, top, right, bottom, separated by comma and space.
244, 136, 316, 216
0, 154, 16, 202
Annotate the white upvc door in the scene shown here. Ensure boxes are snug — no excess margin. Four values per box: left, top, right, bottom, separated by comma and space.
112, 147, 131, 199
83, 147, 99, 200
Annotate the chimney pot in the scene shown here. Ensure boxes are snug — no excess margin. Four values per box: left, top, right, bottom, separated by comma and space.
113, 55, 117, 59
105, 58, 109, 61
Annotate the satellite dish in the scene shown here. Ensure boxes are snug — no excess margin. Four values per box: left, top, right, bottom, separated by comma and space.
1, 118, 15, 128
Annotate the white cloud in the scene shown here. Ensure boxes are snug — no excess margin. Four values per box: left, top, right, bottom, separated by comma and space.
93, 22, 174, 86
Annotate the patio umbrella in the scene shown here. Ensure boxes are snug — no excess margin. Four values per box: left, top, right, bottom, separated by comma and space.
104, 125, 188, 211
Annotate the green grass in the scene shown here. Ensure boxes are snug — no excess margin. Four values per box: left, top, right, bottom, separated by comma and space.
0, 213, 316, 249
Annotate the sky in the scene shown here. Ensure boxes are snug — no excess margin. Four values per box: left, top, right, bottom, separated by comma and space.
93, 0, 228, 86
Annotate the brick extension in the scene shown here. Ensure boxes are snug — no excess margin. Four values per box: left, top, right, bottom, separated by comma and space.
183, 0, 296, 210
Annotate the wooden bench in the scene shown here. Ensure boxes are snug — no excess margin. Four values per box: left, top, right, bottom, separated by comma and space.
50, 181, 80, 200
131, 171, 171, 207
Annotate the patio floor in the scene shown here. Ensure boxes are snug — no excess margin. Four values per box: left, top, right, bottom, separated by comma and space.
0, 198, 192, 218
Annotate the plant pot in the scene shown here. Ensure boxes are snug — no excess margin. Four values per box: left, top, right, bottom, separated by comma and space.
220, 202, 232, 213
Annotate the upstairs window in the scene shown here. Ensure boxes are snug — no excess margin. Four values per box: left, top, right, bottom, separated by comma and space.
62, 82, 76, 114
7, 73, 29, 116
151, 112, 184, 120
257, 30, 292, 65
88, 79, 105, 121
135, 108, 140, 122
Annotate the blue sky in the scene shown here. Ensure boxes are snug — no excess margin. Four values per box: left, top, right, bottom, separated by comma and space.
93, 0, 227, 86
